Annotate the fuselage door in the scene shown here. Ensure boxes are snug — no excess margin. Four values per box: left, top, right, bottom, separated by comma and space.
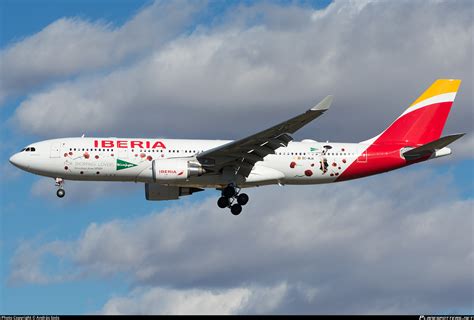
118, 140, 128, 159
357, 145, 368, 163
50, 142, 61, 158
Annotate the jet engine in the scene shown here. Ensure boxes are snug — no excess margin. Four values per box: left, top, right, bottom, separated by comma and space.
152, 159, 205, 182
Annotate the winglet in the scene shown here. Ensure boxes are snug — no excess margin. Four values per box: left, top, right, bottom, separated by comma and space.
311, 95, 333, 111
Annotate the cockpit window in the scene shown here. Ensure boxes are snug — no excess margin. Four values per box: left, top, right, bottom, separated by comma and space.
23, 147, 36, 152
25, 147, 30, 151
30, 147, 36, 152
20, 148, 26, 152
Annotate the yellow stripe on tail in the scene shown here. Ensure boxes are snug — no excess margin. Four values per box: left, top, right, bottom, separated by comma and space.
408, 79, 461, 108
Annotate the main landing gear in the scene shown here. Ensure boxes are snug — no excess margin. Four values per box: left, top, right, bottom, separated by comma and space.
217, 184, 249, 216
55, 177, 65, 198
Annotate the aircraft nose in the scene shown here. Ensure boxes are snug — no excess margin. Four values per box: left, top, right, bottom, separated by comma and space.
9, 153, 28, 170
9, 153, 18, 166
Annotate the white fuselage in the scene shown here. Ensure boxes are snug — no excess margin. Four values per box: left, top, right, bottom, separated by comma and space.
10, 137, 364, 188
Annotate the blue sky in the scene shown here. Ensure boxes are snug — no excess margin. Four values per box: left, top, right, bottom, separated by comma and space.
2, 0, 166, 314
0, 0, 473, 315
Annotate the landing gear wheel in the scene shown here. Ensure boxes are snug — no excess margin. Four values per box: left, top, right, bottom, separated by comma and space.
217, 196, 230, 209
237, 193, 249, 206
230, 204, 242, 216
222, 185, 236, 198
56, 189, 65, 198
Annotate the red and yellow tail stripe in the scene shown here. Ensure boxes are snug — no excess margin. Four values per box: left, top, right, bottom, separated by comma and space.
337, 79, 461, 181
375, 79, 461, 145
399, 79, 461, 117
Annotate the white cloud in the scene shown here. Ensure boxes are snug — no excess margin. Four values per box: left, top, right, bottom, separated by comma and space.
8, 240, 72, 285
0, 0, 201, 103
8, 0, 473, 144
101, 286, 251, 315
100, 283, 290, 315
10, 169, 474, 314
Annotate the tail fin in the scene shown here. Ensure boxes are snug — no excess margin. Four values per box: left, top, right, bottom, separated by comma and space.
372, 79, 461, 146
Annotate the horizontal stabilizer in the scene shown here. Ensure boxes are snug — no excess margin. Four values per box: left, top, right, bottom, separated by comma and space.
403, 133, 465, 160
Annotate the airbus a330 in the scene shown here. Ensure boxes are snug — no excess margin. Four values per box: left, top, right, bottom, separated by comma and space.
10, 79, 464, 215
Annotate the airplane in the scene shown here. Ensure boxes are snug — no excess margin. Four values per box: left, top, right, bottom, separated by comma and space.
9, 79, 464, 216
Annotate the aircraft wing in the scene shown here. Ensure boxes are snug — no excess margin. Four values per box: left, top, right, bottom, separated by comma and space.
197, 96, 333, 177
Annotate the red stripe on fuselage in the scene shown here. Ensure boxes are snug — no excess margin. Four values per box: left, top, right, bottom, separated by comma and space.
336, 144, 406, 181
337, 101, 452, 181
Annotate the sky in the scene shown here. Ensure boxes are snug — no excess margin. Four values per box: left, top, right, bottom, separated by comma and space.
0, 0, 473, 315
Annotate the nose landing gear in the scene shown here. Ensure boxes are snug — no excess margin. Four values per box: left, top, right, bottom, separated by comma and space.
217, 184, 249, 215
55, 178, 65, 198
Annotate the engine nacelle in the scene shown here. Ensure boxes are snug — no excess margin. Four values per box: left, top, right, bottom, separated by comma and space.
145, 184, 203, 200
152, 159, 205, 182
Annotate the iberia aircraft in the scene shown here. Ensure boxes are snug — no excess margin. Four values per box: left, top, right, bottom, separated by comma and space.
9, 79, 464, 215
